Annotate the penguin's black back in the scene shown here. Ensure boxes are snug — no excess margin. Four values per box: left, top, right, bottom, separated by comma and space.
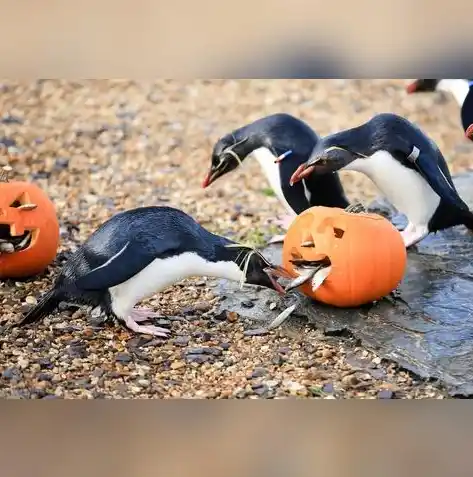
236, 113, 349, 212
58, 206, 231, 288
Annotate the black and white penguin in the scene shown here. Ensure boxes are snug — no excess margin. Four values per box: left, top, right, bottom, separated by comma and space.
202, 113, 350, 242
289, 112, 473, 248
17, 206, 288, 336
406, 79, 473, 141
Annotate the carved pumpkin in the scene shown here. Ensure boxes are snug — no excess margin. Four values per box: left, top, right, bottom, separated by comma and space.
282, 206, 407, 307
0, 180, 60, 279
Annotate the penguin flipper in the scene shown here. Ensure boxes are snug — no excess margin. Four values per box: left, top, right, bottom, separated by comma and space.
413, 149, 470, 211
76, 238, 180, 291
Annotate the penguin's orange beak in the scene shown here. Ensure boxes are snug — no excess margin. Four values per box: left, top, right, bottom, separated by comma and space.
406, 81, 419, 94
202, 171, 212, 188
466, 124, 473, 140
289, 164, 315, 186
264, 265, 292, 295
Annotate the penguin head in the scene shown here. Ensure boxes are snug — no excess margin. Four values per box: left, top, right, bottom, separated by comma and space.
226, 244, 290, 294
202, 135, 251, 188
406, 79, 439, 94
290, 145, 357, 185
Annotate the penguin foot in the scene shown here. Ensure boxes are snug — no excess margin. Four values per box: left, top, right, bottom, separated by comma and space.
400, 223, 428, 248
267, 234, 286, 244
124, 315, 170, 337
131, 307, 162, 322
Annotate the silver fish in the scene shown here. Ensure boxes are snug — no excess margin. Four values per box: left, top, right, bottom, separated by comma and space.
267, 304, 297, 330
285, 266, 319, 292
311, 266, 332, 292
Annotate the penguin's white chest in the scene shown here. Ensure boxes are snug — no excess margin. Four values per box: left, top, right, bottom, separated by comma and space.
342, 150, 441, 225
108, 252, 243, 318
249, 147, 296, 215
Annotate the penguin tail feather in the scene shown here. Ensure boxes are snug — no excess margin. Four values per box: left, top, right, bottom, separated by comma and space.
17, 288, 62, 326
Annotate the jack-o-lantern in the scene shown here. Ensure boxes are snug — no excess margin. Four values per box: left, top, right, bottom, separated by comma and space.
0, 178, 60, 279
282, 206, 407, 307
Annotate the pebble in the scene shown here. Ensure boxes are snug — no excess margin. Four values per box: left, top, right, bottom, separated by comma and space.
17, 358, 29, 370
115, 352, 132, 363
173, 336, 190, 347
250, 367, 268, 378
269, 302, 277, 311
170, 361, 186, 370
378, 390, 395, 399
243, 328, 269, 337
226, 311, 239, 323
322, 383, 335, 393
240, 300, 255, 309
25, 296, 38, 306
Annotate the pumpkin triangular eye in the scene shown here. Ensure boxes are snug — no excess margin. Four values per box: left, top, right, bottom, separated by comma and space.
333, 227, 345, 239
9, 193, 36, 210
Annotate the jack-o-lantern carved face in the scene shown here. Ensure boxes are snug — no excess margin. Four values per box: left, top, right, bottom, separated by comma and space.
282, 206, 407, 307
0, 180, 60, 279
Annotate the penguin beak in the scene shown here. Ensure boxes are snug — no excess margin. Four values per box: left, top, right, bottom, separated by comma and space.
202, 168, 220, 188
406, 81, 420, 94
263, 265, 292, 295
289, 163, 315, 186
465, 124, 473, 141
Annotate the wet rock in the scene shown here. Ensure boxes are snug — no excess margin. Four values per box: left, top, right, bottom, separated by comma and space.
241, 300, 255, 309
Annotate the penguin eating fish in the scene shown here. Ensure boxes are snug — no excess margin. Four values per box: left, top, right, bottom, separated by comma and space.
16, 206, 290, 337
203, 113, 349, 244
289, 112, 473, 248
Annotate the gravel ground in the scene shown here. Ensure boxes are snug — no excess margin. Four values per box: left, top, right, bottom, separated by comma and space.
1, 79, 472, 399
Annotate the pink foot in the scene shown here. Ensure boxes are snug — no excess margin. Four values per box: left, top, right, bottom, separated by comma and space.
124, 315, 170, 337
130, 308, 162, 322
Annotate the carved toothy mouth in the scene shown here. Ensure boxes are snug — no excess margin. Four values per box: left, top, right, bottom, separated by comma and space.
0, 224, 33, 253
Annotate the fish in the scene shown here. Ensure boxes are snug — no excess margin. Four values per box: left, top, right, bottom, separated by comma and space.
267, 303, 297, 330
311, 266, 332, 292
285, 266, 319, 292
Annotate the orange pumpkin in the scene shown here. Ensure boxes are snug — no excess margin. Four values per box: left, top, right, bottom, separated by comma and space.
282, 206, 407, 307
0, 179, 60, 279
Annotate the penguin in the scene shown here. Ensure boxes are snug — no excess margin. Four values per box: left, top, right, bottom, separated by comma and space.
202, 113, 350, 243
289, 112, 473, 248
406, 79, 473, 141
16, 206, 289, 336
